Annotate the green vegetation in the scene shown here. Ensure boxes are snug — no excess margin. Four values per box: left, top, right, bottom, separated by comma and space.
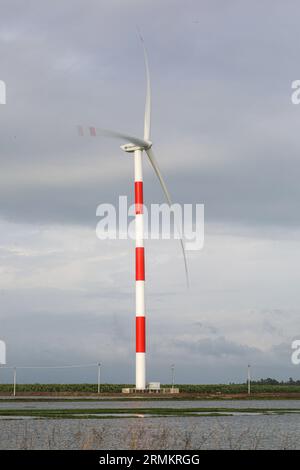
1, 382, 300, 394
0, 383, 131, 393
0, 406, 300, 419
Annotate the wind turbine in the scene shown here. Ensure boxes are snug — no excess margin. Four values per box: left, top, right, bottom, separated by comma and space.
78, 35, 188, 390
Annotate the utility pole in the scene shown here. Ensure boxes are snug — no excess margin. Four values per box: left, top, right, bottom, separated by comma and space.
247, 364, 251, 395
171, 364, 175, 390
97, 363, 101, 394
13, 367, 17, 397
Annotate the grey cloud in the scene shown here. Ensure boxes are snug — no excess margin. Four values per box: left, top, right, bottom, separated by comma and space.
192, 321, 218, 335
173, 336, 261, 359
0, 0, 300, 228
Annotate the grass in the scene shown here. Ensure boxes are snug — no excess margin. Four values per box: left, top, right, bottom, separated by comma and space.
2, 420, 295, 449
0, 406, 300, 419
0, 409, 299, 449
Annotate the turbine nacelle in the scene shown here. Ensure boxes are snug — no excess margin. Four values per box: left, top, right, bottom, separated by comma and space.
121, 141, 152, 153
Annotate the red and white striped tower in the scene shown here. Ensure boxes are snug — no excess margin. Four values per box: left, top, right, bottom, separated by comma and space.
134, 148, 146, 389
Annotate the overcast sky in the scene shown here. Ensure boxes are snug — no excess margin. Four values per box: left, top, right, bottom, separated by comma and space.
0, 0, 300, 384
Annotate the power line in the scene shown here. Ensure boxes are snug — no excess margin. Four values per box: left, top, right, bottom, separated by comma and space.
0, 363, 99, 370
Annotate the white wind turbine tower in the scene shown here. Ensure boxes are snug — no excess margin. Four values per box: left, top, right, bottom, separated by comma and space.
78, 35, 188, 390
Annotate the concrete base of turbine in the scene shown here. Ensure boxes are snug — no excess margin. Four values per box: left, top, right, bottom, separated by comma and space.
122, 387, 180, 394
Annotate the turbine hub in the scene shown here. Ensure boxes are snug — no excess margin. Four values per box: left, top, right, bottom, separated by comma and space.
120, 140, 152, 153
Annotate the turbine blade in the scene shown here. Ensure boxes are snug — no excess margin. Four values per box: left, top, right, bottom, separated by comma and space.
137, 31, 151, 141
145, 148, 171, 205
145, 147, 189, 287
78, 126, 149, 149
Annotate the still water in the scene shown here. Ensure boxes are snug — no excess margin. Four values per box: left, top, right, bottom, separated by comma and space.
0, 400, 299, 449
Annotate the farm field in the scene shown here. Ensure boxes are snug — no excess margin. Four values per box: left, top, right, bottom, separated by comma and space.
1, 384, 300, 399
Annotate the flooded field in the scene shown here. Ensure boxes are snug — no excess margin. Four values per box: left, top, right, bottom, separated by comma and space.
0, 414, 299, 450
0, 400, 299, 449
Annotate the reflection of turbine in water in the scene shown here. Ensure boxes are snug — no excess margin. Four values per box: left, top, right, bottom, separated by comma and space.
78, 34, 188, 390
